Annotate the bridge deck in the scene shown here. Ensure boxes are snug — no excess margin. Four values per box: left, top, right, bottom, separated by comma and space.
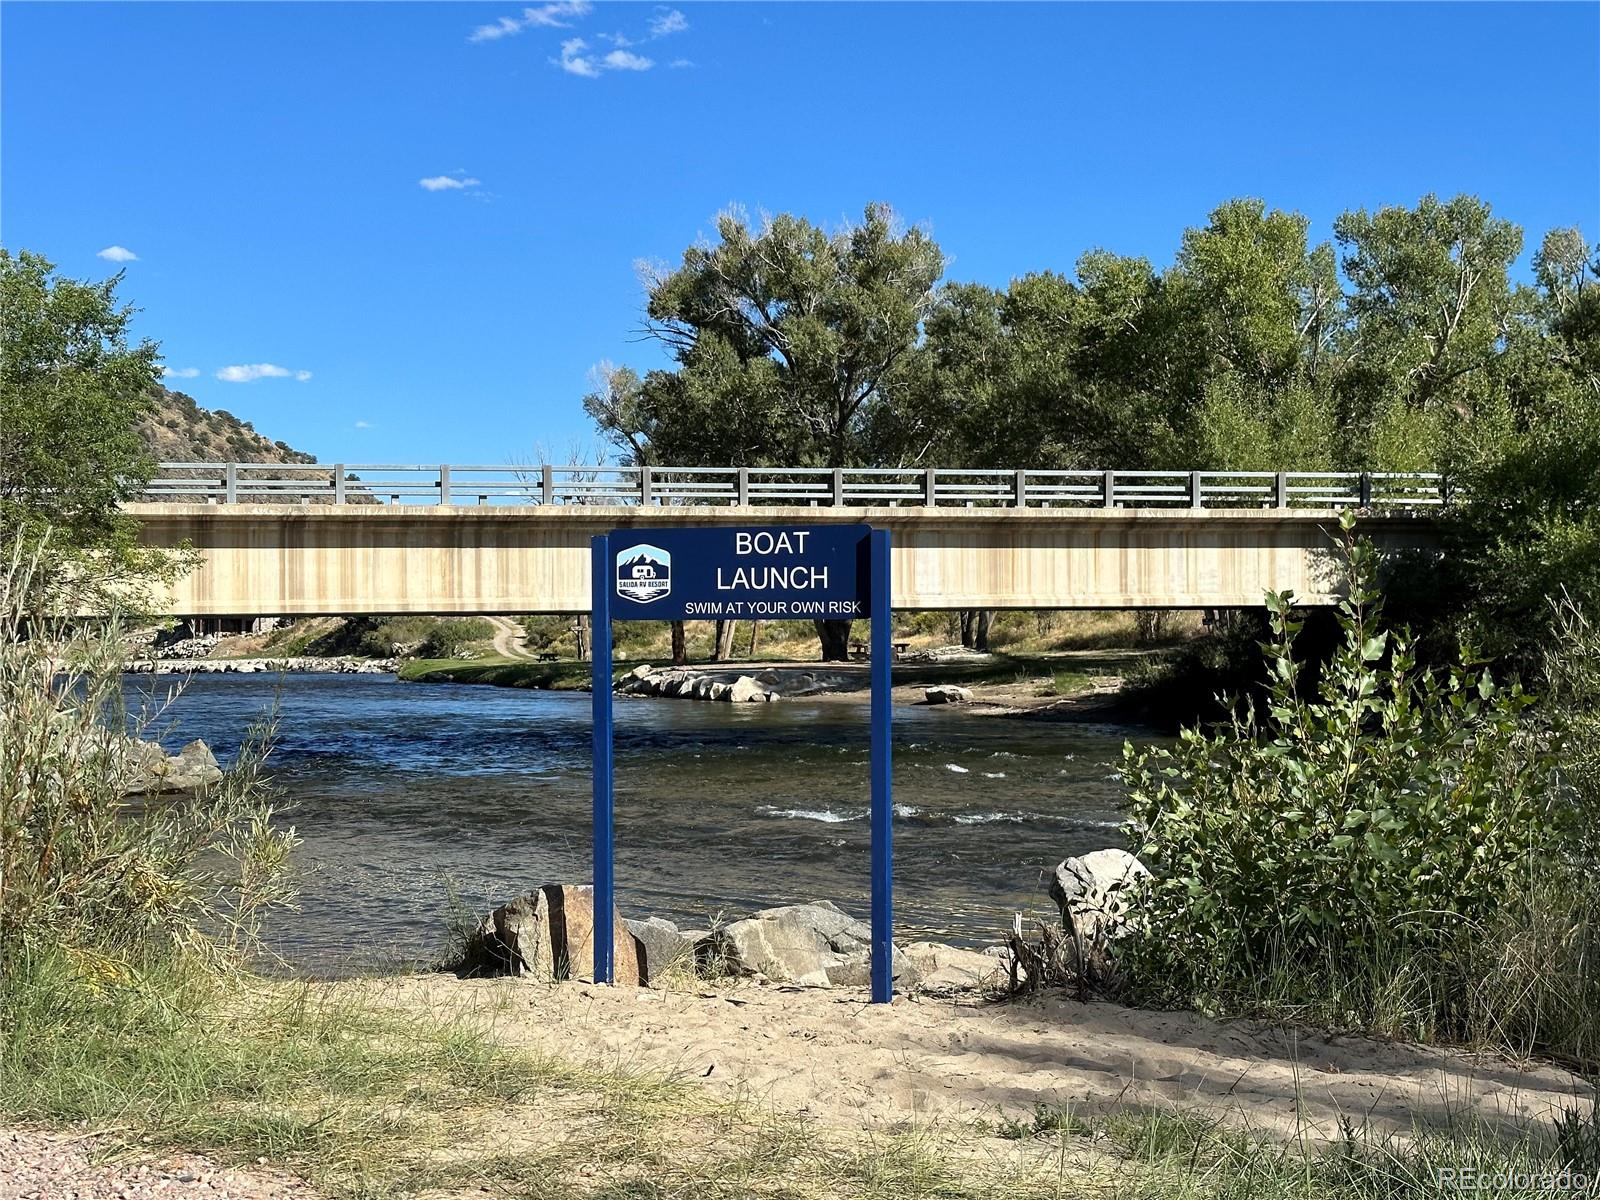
127, 503, 1440, 616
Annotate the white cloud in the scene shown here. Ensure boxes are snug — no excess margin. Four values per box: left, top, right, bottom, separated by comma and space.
215, 363, 311, 384
97, 245, 138, 263
470, 1, 591, 41
525, 0, 591, 27
162, 366, 201, 379
354, 420, 372, 429
560, 37, 658, 76
468, 15, 523, 41
419, 174, 481, 191
603, 49, 653, 70
649, 8, 687, 36
557, 37, 601, 76
669, 58, 694, 68
475, 0, 678, 79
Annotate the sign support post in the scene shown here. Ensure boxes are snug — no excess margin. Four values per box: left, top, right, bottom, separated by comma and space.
868, 527, 894, 1004
589, 522, 893, 1002
590, 533, 615, 984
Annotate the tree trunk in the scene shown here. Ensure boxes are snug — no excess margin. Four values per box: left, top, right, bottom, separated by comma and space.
959, 610, 975, 648
670, 620, 687, 666
714, 619, 739, 662
974, 610, 992, 652
748, 620, 761, 658
814, 618, 853, 662
573, 613, 589, 662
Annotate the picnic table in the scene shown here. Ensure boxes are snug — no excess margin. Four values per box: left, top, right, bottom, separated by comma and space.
536, 651, 559, 662
850, 640, 913, 660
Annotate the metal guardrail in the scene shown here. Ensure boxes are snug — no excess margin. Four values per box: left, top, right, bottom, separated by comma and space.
137, 463, 1449, 510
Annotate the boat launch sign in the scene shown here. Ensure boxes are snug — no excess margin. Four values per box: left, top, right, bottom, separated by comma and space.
589, 521, 896, 1004
607, 525, 870, 621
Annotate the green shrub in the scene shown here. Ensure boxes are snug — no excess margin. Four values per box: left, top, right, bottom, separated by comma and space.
416, 616, 494, 659
1118, 512, 1597, 1067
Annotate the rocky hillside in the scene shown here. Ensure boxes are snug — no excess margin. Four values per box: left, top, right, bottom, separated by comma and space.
137, 387, 315, 464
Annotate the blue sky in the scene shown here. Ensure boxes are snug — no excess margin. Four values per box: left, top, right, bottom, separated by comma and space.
4, 2, 1597, 464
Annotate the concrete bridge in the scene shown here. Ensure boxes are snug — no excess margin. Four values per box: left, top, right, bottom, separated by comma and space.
129, 464, 1446, 616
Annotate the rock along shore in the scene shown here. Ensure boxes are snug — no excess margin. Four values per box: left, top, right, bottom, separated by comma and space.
125, 656, 396, 675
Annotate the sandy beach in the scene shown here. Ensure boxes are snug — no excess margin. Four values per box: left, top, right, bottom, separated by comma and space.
353, 974, 1594, 1143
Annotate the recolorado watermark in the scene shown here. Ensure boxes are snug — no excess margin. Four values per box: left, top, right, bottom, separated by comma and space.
1435, 1166, 1597, 1193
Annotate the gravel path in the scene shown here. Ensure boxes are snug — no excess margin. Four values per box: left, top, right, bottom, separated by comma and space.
1, 1129, 320, 1200
485, 616, 535, 660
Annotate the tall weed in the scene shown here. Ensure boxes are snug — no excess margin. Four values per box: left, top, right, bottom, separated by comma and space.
0, 547, 297, 976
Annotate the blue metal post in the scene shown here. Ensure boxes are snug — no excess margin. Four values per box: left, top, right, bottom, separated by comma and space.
590, 535, 615, 984
869, 527, 894, 1003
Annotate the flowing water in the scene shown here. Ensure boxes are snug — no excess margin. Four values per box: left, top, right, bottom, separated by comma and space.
127, 672, 1158, 974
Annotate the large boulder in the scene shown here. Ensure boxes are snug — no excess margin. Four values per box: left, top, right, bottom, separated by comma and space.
901, 941, 1009, 995
546, 884, 642, 986
700, 901, 908, 987
1048, 848, 1150, 984
726, 675, 776, 703
462, 884, 643, 985
120, 738, 223, 795
625, 916, 697, 980
474, 889, 555, 979
923, 685, 973, 705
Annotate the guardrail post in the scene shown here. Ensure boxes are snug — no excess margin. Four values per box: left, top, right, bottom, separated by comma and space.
1274, 472, 1288, 509
1190, 470, 1203, 509
737, 467, 750, 506
1013, 469, 1027, 507
1102, 470, 1115, 509
640, 465, 653, 506
541, 464, 554, 506
831, 468, 844, 506
438, 464, 451, 506
224, 462, 237, 504
1358, 472, 1373, 507
333, 464, 345, 505
923, 467, 937, 507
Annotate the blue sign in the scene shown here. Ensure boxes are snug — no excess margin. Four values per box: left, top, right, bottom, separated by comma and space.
589, 523, 896, 1003
607, 525, 870, 622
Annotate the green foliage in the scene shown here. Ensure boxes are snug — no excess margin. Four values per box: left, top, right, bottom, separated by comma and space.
286, 615, 494, 660
1118, 513, 1596, 1066
0, 557, 297, 976
0, 250, 184, 609
1438, 231, 1600, 668
416, 616, 494, 659
588, 203, 943, 471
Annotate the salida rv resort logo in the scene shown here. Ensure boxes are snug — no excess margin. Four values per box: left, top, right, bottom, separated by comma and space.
616, 544, 671, 604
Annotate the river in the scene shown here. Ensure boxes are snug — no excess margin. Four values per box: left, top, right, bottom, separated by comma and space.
128, 672, 1153, 974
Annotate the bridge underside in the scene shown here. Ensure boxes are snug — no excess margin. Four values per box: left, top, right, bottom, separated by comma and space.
127, 504, 1438, 617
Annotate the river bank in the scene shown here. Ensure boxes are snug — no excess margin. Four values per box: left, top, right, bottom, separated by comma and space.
397, 647, 1157, 723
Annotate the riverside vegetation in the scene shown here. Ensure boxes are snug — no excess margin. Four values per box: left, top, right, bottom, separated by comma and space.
1118, 513, 1600, 1073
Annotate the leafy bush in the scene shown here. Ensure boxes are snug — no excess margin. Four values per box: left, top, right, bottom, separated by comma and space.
1118, 513, 1596, 1066
416, 616, 494, 659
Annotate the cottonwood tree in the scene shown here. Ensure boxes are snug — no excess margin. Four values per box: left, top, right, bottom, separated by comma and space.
1334, 194, 1523, 467
588, 203, 944, 660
